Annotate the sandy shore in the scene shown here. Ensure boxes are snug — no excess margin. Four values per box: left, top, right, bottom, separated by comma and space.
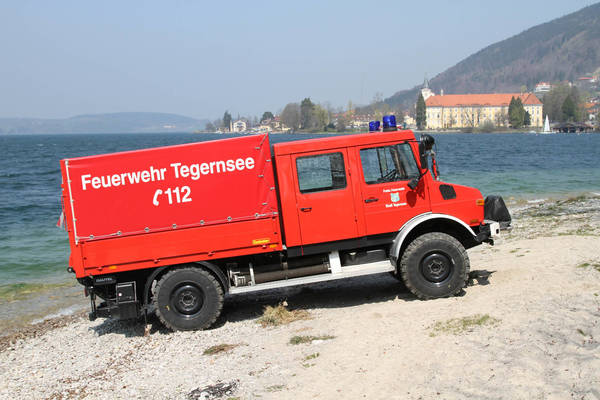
1, 196, 599, 400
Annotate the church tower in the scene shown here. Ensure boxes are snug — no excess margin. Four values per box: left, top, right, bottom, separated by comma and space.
420, 77, 434, 101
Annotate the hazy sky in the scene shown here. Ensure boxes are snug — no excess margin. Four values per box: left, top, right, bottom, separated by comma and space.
0, 1, 596, 120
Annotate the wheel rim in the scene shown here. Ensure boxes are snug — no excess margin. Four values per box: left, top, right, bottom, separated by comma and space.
420, 252, 453, 284
170, 283, 205, 317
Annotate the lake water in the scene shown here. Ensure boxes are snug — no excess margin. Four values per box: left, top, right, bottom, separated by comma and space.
1, 132, 599, 328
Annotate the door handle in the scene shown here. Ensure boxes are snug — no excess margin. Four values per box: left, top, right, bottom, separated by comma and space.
364, 197, 379, 203
300, 207, 312, 212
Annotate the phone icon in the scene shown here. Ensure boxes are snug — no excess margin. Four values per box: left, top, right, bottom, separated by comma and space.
153, 189, 162, 206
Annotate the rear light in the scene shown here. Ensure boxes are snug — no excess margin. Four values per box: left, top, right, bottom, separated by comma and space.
476, 199, 485, 206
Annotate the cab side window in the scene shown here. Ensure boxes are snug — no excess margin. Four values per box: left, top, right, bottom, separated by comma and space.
296, 152, 347, 193
360, 143, 419, 184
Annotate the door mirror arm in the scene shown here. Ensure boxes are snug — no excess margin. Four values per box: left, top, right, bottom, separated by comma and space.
408, 178, 419, 190
408, 171, 424, 190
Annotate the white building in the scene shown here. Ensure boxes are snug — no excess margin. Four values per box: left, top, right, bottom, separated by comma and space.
534, 82, 552, 94
232, 120, 247, 133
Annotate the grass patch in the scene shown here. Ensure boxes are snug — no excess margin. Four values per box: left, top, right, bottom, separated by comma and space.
509, 248, 520, 253
203, 343, 239, 355
265, 384, 285, 392
303, 353, 320, 361
302, 353, 320, 368
577, 261, 600, 272
560, 226, 599, 237
289, 335, 335, 345
257, 302, 311, 327
429, 314, 500, 336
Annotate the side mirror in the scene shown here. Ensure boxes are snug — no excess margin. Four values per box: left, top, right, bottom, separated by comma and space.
419, 134, 435, 170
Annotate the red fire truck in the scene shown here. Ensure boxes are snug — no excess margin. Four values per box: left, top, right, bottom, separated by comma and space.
59, 124, 510, 331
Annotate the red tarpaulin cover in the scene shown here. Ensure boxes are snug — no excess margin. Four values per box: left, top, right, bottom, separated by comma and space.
62, 134, 277, 242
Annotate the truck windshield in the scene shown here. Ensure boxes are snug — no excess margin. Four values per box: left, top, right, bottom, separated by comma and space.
360, 143, 420, 184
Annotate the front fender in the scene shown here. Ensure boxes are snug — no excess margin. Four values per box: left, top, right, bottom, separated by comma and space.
389, 213, 477, 266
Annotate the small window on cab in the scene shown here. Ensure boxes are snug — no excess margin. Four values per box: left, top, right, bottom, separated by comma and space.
296, 152, 347, 193
360, 143, 419, 184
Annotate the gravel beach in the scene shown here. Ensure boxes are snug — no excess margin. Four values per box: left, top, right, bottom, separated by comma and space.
1, 196, 599, 400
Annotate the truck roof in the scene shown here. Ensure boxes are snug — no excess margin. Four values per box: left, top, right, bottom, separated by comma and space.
273, 130, 417, 156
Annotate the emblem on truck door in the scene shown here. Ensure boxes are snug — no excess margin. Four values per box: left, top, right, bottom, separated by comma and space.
390, 192, 400, 203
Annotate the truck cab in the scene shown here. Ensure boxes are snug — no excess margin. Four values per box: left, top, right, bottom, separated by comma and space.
274, 130, 484, 253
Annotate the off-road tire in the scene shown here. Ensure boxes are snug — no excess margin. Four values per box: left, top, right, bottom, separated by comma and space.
400, 232, 469, 300
154, 266, 224, 331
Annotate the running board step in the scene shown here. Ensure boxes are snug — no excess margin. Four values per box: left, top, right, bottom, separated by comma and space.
228, 260, 395, 294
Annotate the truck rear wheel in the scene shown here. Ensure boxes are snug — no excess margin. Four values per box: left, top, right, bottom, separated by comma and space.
154, 267, 224, 331
400, 232, 469, 300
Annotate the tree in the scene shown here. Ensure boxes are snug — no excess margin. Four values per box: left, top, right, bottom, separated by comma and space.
446, 113, 457, 129
561, 95, 576, 122
372, 92, 383, 104
313, 104, 330, 131
300, 98, 315, 130
336, 115, 348, 132
416, 93, 427, 130
222, 111, 232, 131
508, 97, 525, 128
462, 107, 482, 129
477, 120, 496, 133
495, 110, 508, 128
261, 111, 274, 122
542, 83, 583, 123
280, 103, 300, 132
524, 111, 531, 126
204, 121, 216, 132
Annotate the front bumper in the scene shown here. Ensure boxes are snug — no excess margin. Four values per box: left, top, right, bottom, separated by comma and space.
476, 219, 512, 244
477, 195, 512, 244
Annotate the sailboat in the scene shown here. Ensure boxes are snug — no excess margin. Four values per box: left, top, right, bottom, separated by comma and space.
540, 115, 552, 134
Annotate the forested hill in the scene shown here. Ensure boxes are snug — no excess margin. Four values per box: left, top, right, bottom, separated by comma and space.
0, 112, 209, 134
386, 3, 600, 107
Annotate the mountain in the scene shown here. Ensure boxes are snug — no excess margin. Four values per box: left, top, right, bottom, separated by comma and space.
385, 3, 600, 108
0, 112, 209, 134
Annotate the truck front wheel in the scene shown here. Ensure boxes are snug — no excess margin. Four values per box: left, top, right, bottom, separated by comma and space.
400, 232, 469, 299
154, 267, 224, 331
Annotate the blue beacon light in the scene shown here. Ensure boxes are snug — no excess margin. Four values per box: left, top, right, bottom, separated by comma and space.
368, 121, 379, 132
382, 115, 397, 132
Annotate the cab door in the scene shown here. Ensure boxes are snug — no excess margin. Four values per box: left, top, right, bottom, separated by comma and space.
357, 142, 430, 235
292, 149, 358, 246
